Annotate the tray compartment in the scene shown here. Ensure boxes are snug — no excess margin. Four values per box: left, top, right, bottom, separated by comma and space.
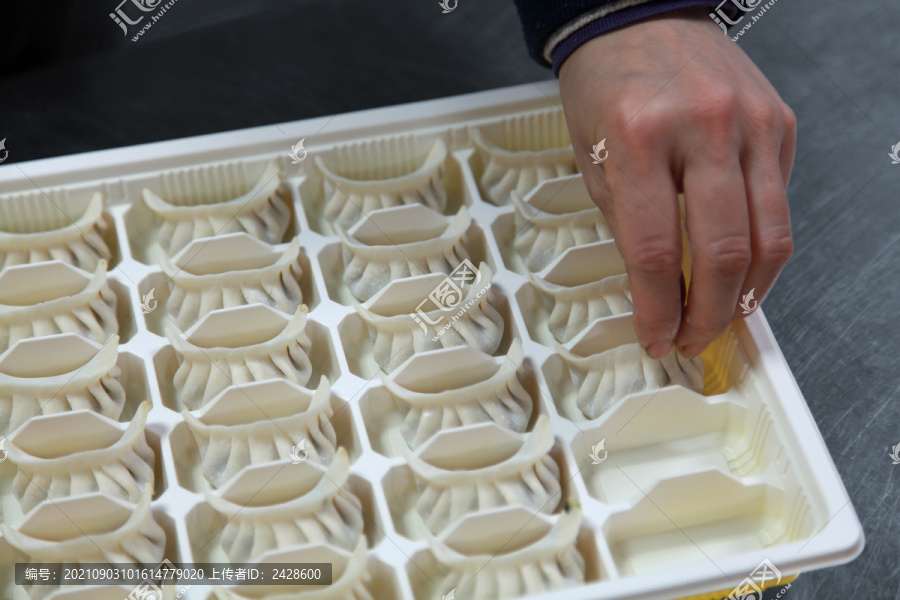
337, 277, 518, 380
376, 340, 539, 452
4, 402, 155, 514
552, 314, 704, 421
510, 175, 612, 273
604, 470, 813, 577
319, 213, 492, 308
0, 334, 129, 437
186, 479, 384, 569
164, 305, 317, 411
400, 418, 564, 539
208, 542, 390, 600
181, 379, 340, 489
0, 191, 117, 272
126, 160, 295, 263
1, 489, 165, 575
419, 507, 587, 600
0, 260, 118, 353
520, 240, 632, 346
160, 234, 313, 332
203, 451, 364, 562
305, 135, 463, 234
572, 387, 784, 505
335, 205, 475, 303
469, 108, 579, 206
353, 262, 504, 373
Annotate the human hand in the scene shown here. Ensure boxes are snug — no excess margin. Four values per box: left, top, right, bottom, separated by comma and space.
558, 8, 795, 359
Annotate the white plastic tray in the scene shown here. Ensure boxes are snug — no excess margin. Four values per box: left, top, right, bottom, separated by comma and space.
0, 81, 864, 600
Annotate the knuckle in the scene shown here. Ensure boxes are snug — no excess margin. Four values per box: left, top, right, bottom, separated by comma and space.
691, 84, 739, 124
705, 235, 753, 276
756, 227, 794, 266
745, 98, 781, 129
625, 238, 683, 277
781, 104, 797, 133
615, 101, 669, 148
618, 116, 659, 150
606, 103, 632, 133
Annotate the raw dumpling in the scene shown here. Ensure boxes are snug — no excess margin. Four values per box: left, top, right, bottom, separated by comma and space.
143, 160, 291, 257
206, 449, 363, 562
430, 506, 585, 599
531, 273, 632, 345
472, 109, 578, 206
557, 314, 704, 420
1, 487, 165, 564
0, 260, 117, 354
337, 204, 471, 302
213, 540, 374, 600
355, 262, 503, 372
183, 378, 338, 488
406, 417, 561, 535
563, 345, 705, 420
162, 233, 305, 331
3, 490, 165, 600
0, 192, 110, 272
315, 136, 448, 231
28, 585, 137, 600
531, 240, 631, 344
0, 334, 124, 438
7, 402, 154, 513
169, 304, 313, 410
510, 174, 611, 272
383, 340, 533, 449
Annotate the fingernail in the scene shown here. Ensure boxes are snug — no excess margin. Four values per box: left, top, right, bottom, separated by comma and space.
680, 344, 704, 358
645, 342, 671, 359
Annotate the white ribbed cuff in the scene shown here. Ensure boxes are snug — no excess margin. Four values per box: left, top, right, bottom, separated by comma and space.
542, 0, 654, 64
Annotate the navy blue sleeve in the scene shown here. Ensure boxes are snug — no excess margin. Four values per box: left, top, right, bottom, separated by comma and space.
512, 0, 744, 74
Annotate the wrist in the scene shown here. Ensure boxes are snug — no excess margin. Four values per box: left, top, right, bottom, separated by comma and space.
548, 1, 739, 75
